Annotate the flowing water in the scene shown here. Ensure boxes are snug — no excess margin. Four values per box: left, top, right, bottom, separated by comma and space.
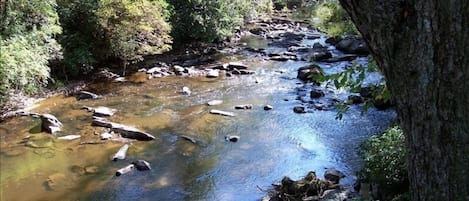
0, 35, 395, 201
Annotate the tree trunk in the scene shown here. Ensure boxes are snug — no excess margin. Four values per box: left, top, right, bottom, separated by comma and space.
338, 0, 469, 200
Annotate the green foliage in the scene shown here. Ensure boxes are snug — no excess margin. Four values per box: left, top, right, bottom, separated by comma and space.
56, 0, 100, 77
96, 0, 172, 62
169, 0, 257, 44
0, 0, 62, 96
309, 0, 357, 36
359, 126, 408, 189
57, 0, 172, 77
272, 0, 302, 10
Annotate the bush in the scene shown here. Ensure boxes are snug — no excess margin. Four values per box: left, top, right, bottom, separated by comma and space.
310, 0, 357, 36
0, 0, 62, 96
359, 126, 409, 200
169, 0, 265, 44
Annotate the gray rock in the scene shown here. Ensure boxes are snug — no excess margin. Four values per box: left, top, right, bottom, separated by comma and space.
82, 106, 116, 117
348, 95, 364, 104
112, 144, 129, 161
92, 119, 156, 141
234, 104, 253, 110
41, 114, 63, 134
207, 100, 223, 106
336, 36, 369, 55
209, 109, 235, 117
132, 160, 151, 171
297, 64, 323, 82
77, 91, 100, 100
225, 62, 248, 70
324, 168, 345, 184
264, 105, 273, 110
225, 135, 240, 142
57, 135, 81, 140
206, 69, 219, 78
293, 106, 306, 114
310, 89, 325, 99
181, 86, 191, 95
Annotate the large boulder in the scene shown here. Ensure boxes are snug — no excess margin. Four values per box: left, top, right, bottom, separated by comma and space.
324, 168, 345, 185
297, 64, 324, 82
335, 36, 369, 55
41, 114, 63, 134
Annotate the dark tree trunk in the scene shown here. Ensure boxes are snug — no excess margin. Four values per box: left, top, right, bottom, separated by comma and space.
338, 0, 469, 200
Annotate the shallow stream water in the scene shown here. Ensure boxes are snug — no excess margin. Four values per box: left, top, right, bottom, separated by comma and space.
0, 33, 395, 201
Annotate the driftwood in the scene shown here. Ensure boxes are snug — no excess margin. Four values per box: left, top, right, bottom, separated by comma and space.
115, 164, 135, 176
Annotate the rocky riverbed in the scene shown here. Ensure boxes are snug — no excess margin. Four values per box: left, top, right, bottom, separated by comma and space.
0, 12, 395, 201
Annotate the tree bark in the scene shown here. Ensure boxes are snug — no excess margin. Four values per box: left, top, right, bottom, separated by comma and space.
338, 0, 469, 200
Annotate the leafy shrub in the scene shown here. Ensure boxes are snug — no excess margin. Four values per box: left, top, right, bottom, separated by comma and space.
359, 126, 409, 200
169, 0, 262, 44
0, 0, 62, 96
310, 0, 357, 36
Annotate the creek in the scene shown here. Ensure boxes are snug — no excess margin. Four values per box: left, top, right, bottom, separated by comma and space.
0, 21, 396, 201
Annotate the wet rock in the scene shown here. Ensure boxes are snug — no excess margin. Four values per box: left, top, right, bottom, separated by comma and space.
297, 64, 323, 82
82, 106, 116, 117
77, 91, 100, 100
225, 62, 248, 70
225, 135, 240, 142
270, 55, 296, 61
41, 114, 63, 134
264, 105, 273, 110
207, 100, 223, 106
310, 50, 332, 61
57, 135, 81, 140
92, 118, 156, 141
293, 106, 306, 114
234, 104, 253, 110
100, 132, 113, 140
173, 65, 185, 74
206, 69, 219, 78
112, 144, 129, 161
336, 36, 369, 55
324, 168, 345, 184
250, 27, 269, 35
348, 95, 364, 104
85, 166, 99, 174
181, 86, 191, 96
132, 160, 151, 171
310, 89, 325, 99
287, 46, 310, 52
324, 54, 359, 63
283, 32, 305, 41
209, 109, 235, 117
